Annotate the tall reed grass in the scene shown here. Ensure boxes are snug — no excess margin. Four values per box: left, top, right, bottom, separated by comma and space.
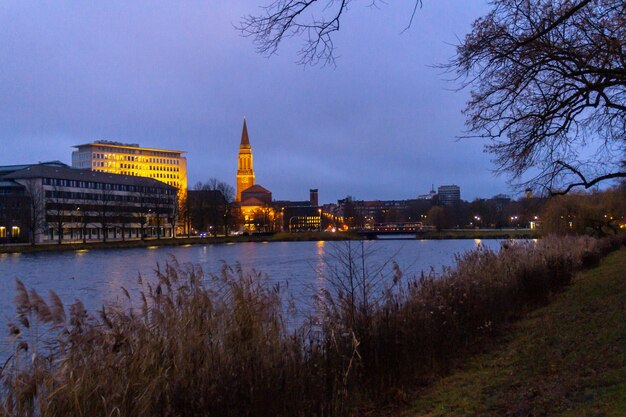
1, 235, 622, 417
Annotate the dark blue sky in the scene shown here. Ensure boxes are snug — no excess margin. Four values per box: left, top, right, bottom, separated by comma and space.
0, 0, 511, 203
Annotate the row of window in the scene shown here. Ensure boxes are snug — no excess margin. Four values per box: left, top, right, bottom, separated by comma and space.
43, 178, 173, 194
92, 152, 181, 165
45, 190, 175, 203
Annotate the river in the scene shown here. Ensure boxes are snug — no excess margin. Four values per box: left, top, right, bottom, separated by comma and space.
0, 238, 503, 357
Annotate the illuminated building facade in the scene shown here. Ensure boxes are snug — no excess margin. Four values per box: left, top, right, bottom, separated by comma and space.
236, 118, 255, 202
1, 162, 177, 243
71, 140, 187, 193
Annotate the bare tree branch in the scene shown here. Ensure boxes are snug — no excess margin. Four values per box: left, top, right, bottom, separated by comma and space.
240, 1, 422, 65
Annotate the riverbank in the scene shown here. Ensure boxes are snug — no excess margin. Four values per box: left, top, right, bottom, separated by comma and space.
405, 247, 626, 416
0, 229, 538, 254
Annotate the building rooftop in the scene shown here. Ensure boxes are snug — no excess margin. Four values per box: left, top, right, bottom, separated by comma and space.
2, 163, 175, 189
72, 142, 186, 155
242, 184, 271, 194
239, 197, 267, 207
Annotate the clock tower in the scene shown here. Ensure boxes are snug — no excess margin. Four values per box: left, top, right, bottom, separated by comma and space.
236, 118, 255, 202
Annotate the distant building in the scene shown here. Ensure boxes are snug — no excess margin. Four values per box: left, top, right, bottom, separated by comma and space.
278, 190, 321, 232
71, 140, 187, 192
283, 205, 321, 232
437, 185, 461, 206
0, 162, 177, 243
309, 189, 319, 207
417, 185, 437, 200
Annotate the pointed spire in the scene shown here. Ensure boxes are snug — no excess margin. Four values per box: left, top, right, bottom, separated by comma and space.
240, 117, 250, 146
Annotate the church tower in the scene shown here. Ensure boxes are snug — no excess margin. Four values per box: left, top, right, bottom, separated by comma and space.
236, 118, 255, 202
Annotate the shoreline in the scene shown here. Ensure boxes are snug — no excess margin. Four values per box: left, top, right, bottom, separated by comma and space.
0, 229, 540, 254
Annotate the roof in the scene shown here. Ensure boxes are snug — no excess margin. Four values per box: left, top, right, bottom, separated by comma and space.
72, 142, 186, 155
2, 164, 175, 189
241, 184, 271, 195
240, 197, 267, 207
240, 118, 250, 147
0, 161, 68, 176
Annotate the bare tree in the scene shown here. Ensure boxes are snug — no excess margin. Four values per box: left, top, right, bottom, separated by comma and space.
47, 185, 68, 244
135, 187, 151, 240
94, 185, 114, 242
242, 0, 625, 194
191, 179, 234, 236
20, 179, 45, 245
75, 193, 91, 244
451, 0, 625, 195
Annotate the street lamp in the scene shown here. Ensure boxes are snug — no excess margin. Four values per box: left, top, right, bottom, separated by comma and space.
288, 216, 298, 233
318, 208, 322, 232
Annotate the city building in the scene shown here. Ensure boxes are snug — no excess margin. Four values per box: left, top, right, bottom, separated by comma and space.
437, 185, 461, 206
71, 140, 187, 193
0, 162, 177, 243
236, 118, 255, 202
279, 190, 321, 232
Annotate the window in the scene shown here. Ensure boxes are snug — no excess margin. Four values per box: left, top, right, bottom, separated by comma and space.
11, 226, 20, 237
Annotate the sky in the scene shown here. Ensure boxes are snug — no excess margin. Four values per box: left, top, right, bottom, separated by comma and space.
0, 0, 513, 203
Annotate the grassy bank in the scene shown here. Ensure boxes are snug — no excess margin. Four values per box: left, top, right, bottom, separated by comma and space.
1, 235, 622, 417
407, 247, 626, 417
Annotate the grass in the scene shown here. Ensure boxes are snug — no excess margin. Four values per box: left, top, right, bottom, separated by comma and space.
407, 248, 626, 417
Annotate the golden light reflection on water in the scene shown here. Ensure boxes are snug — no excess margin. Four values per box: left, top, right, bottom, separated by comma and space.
147, 246, 159, 250
474, 239, 482, 245
75, 249, 89, 255
181, 244, 192, 247
315, 241, 326, 282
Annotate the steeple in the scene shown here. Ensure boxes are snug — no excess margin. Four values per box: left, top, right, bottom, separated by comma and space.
240, 117, 250, 147
236, 117, 255, 202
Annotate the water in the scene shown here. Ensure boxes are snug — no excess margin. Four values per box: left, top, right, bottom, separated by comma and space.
0, 238, 503, 357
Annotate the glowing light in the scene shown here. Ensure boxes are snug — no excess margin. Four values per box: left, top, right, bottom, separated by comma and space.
147, 246, 159, 249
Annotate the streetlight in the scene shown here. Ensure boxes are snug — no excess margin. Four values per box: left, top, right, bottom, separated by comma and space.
318, 208, 322, 232
288, 216, 298, 233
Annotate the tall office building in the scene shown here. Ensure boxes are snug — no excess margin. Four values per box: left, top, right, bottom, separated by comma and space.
71, 140, 187, 192
236, 118, 255, 202
437, 185, 461, 206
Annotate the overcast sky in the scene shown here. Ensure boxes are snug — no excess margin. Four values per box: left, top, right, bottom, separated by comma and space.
0, 0, 513, 203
